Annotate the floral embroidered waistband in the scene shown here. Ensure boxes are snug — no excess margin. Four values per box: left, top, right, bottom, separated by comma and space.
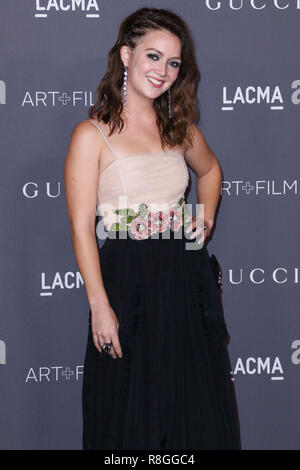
107, 196, 189, 240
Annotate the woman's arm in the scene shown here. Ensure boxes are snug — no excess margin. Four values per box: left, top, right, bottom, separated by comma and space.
64, 121, 109, 308
184, 124, 223, 235
64, 121, 122, 358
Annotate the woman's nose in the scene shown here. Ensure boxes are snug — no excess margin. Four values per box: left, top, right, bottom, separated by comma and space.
155, 61, 168, 77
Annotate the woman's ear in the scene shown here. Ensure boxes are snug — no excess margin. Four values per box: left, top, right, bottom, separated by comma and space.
120, 45, 130, 67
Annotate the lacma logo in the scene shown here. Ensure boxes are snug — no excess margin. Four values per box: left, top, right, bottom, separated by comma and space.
232, 341, 300, 381
0, 340, 6, 365
233, 356, 284, 380
222, 84, 284, 111
40, 271, 84, 296
34, 0, 100, 18
0, 80, 6, 104
222, 81, 300, 111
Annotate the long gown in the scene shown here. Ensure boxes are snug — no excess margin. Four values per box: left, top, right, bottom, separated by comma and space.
81, 118, 241, 450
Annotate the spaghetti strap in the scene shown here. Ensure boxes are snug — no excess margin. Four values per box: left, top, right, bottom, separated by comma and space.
86, 119, 117, 159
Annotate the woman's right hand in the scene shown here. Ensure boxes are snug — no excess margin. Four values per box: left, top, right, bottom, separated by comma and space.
90, 303, 123, 359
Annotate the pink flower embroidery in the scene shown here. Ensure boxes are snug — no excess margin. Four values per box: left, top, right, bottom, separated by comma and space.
154, 211, 170, 233
114, 197, 185, 239
130, 216, 150, 240
170, 207, 183, 231
147, 212, 160, 235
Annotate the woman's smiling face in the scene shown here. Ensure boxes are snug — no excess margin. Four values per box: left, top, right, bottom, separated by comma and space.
121, 29, 182, 100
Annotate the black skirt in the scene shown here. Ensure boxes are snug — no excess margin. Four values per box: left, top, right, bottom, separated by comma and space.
82, 229, 241, 450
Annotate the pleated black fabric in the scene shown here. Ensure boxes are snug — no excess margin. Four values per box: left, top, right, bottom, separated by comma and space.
82, 229, 241, 450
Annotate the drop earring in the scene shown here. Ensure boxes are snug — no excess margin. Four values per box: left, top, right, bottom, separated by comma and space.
168, 87, 173, 119
122, 65, 128, 108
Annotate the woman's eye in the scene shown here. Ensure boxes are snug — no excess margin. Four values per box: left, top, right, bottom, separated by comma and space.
147, 54, 159, 61
147, 54, 180, 68
169, 61, 180, 68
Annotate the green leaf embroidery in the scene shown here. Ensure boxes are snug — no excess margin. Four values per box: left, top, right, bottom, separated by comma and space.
114, 208, 136, 217
110, 222, 120, 231
137, 203, 148, 218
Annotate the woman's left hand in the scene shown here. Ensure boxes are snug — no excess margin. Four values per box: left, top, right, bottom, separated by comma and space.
185, 214, 212, 244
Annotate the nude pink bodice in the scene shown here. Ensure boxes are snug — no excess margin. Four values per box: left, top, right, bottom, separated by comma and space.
86, 119, 189, 231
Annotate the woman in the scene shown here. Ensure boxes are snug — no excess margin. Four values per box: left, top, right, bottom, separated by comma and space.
64, 7, 240, 450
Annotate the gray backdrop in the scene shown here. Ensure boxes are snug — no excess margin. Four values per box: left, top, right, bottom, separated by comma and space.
0, 0, 299, 450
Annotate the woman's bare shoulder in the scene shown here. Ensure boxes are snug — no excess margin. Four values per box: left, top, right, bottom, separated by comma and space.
83, 115, 111, 133
69, 117, 108, 148
71, 116, 100, 134
65, 118, 105, 167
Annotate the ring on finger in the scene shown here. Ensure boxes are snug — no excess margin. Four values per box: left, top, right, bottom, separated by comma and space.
100, 341, 112, 353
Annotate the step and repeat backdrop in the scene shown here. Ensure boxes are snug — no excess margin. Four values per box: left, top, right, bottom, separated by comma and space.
0, 0, 299, 450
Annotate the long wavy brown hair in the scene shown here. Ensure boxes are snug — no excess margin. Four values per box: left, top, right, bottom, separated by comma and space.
88, 7, 201, 149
